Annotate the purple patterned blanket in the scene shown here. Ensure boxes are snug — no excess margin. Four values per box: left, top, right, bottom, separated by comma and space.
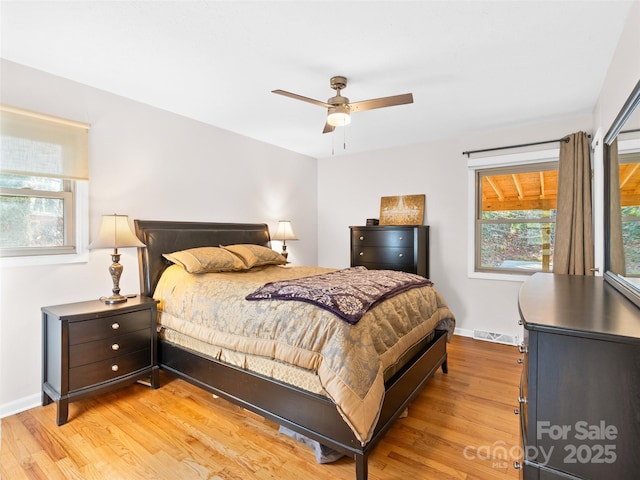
245, 266, 433, 324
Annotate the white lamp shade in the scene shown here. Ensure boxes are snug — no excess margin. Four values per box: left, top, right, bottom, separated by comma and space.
90, 214, 145, 249
271, 220, 298, 241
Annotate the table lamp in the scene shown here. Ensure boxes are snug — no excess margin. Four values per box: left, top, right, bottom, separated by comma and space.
271, 220, 298, 260
90, 214, 145, 304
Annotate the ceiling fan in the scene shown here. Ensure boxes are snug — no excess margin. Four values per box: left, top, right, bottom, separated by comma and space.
272, 76, 414, 134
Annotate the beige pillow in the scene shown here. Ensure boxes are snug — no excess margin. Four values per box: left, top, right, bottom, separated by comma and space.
163, 247, 247, 273
222, 244, 287, 269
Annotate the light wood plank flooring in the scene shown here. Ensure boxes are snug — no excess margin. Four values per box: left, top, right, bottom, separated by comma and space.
1, 335, 521, 479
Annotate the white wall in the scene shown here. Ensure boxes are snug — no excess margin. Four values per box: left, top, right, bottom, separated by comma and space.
0, 60, 318, 417
593, 0, 640, 135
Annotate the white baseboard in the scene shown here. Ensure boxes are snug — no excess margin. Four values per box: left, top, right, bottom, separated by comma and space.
454, 327, 474, 338
0, 393, 41, 419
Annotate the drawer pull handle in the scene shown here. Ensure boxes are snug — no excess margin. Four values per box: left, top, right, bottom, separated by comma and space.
111, 365, 119, 372
111, 322, 120, 330
398, 253, 403, 257
517, 358, 523, 364
518, 344, 528, 354
359, 236, 364, 241
359, 252, 364, 256
513, 461, 522, 470
111, 343, 120, 351
518, 396, 528, 404
399, 236, 403, 240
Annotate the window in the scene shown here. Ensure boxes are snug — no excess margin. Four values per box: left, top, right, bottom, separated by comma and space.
0, 104, 89, 260
468, 148, 560, 279
476, 163, 558, 274
619, 151, 640, 276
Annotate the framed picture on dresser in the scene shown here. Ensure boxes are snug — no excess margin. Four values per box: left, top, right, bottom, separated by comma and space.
379, 194, 425, 225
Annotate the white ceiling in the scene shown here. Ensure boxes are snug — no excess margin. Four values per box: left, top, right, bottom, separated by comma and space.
0, 1, 635, 159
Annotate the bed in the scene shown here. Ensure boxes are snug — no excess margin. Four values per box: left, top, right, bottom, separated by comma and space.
134, 220, 455, 480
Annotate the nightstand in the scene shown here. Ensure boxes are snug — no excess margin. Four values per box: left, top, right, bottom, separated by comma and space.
41, 296, 159, 425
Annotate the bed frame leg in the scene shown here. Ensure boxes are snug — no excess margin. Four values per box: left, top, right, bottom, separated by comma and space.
355, 452, 368, 480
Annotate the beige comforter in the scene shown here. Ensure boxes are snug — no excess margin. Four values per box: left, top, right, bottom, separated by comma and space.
153, 264, 456, 444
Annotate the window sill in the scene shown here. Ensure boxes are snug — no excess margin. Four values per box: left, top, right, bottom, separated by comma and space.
0, 251, 89, 268
468, 270, 533, 282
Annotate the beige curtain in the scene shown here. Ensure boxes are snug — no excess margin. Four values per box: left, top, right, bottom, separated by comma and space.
553, 131, 594, 275
608, 139, 626, 275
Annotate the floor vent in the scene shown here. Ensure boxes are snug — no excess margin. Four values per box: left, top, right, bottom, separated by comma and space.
473, 330, 518, 345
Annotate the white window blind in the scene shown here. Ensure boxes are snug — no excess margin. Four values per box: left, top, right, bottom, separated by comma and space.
0, 104, 90, 262
0, 104, 89, 180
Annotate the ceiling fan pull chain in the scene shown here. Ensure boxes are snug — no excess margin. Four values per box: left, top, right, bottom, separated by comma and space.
332, 129, 335, 156
343, 124, 347, 150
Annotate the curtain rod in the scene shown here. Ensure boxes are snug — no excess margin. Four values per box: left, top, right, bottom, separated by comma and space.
620, 128, 640, 134
462, 136, 571, 158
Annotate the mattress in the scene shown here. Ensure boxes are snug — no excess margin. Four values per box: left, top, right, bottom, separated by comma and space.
159, 324, 436, 396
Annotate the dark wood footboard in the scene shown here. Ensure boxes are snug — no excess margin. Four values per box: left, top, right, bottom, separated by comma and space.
158, 329, 448, 480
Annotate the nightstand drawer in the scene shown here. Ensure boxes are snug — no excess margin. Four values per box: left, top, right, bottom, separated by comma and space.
69, 348, 151, 391
353, 246, 414, 265
69, 310, 152, 345
69, 329, 151, 368
351, 229, 414, 247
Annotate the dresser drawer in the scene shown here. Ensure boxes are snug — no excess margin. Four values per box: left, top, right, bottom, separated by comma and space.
351, 229, 415, 247
353, 246, 414, 266
69, 348, 152, 391
357, 262, 419, 274
69, 329, 151, 368
69, 310, 152, 345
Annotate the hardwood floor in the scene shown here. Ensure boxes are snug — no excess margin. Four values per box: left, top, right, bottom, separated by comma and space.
1, 335, 521, 480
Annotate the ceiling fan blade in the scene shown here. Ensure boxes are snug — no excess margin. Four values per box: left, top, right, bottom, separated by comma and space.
349, 93, 414, 113
272, 89, 331, 108
323, 122, 335, 134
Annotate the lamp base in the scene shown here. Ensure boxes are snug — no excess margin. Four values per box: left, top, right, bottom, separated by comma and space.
102, 294, 128, 305
103, 251, 127, 305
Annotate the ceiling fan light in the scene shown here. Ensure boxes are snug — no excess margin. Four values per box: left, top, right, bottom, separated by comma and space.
327, 105, 351, 127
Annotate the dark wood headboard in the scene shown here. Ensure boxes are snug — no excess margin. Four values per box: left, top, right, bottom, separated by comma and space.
134, 220, 271, 297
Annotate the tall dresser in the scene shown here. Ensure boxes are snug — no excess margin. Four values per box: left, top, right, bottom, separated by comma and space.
517, 273, 640, 479
350, 225, 429, 278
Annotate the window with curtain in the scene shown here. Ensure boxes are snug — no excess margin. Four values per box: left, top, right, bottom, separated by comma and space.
475, 162, 559, 274
0, 104, 89, 258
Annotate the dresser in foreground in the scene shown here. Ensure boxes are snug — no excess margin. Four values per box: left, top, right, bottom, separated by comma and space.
42, 296, 159, 425
517, 273, 640, 479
